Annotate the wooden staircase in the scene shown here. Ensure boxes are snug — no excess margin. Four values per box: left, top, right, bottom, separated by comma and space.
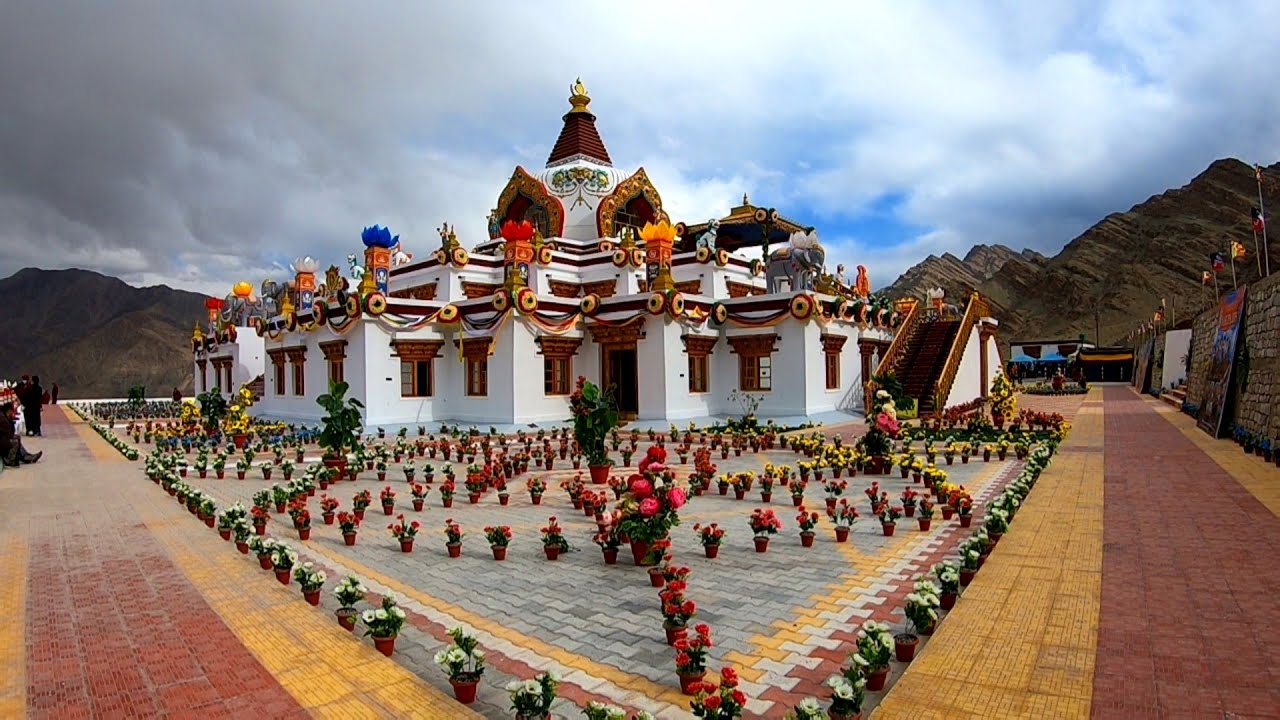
1161, 384, 1187, 409
893, 320, 962, 415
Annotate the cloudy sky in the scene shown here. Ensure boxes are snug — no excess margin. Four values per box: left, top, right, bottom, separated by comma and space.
1, 1, 1277, 296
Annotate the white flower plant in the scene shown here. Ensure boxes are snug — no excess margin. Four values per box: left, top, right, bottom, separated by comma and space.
333, 576, 366, 609
507, 671, 558, 717
362, 593, 407, 639
851, 620, 894, 673
784, 697, 825, 720
904, 579, 942, 634
582, 702, 655, 720
434, 626, 485, 683
293, 562, 326, 592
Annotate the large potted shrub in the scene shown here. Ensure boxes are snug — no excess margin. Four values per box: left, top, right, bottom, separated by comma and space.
569, 377, 618, 484
317, 380, 363, 476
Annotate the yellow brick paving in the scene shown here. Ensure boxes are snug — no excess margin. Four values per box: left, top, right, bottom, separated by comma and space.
63, 408, 478, 719
874, 390, 1104, 719
0, 513, 26, 719
1148, 396, 1280, 518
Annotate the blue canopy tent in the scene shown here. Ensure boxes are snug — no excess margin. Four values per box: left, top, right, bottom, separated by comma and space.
1039, 352, 1068, 362
1009, 353, 1037, 363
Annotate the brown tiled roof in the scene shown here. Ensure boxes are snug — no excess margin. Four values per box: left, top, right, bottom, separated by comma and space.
547, 111, 612, 167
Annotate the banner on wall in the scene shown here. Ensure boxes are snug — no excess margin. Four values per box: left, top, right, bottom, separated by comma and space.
1133, 336, 1155, 394
1196, 287, 1248, 438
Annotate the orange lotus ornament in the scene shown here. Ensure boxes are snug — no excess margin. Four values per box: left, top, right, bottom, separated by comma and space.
640, 221, 677, 293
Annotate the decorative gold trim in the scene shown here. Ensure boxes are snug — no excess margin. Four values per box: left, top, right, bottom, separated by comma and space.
493, 166, 565, 239
597, 167, 668, 238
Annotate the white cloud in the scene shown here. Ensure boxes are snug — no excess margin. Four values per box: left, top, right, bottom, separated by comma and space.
0, 0, 1278, 295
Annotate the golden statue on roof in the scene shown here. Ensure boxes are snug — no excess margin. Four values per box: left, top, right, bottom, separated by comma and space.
568, 77, 591, 113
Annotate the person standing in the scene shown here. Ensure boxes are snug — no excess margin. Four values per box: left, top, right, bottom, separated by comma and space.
50, 383, 59, 404
23, 375, 43, 437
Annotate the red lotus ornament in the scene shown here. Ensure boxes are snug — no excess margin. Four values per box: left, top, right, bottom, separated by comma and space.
500, 219, 536, 242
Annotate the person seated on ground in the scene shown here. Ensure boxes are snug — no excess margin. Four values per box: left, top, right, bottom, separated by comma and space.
0, 402, 42, 467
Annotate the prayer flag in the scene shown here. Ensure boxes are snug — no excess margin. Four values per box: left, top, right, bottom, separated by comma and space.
1252, 207, 1265, 233
1209, 251, 1225, 271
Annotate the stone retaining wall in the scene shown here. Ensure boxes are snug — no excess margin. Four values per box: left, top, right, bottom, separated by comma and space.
1186, 272, 1280, 440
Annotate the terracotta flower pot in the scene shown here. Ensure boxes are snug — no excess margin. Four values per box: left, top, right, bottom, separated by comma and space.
447, 542, 461, 558
588, 464, 610, 484
630, 539, 652, 566
467, 493, 480, 505
904, 505, 916, 518
492, 545, 507, 561
382, 503, 394, 516
498, 494, 510, 506
941, 507, 954, 520
753, 536, 770, 553
865, 666, 889, 691
959, 514, 973, 527
734, 489, 745, 500
323, 513, 335, 526
718, 485, 729, 496
835, 526, 850, 543
648, 567, 665, 587
336, 608, 357, 632
254, 523, 266, 536
303, 590, 320, 607
442, 498, 453, 508
274, 569, 291, 585
917, 519, 932, 532
235, 541, 249, 554
792, 496, 804, 507
274, 502, 286, 513
664, 623, 687, 646
531, 494, 542, 505
258, 554, 272, 570
894, 634, 918, 662
353, 509, 365, 522
761, 492, 772, 503
450, 678, 479, 704
800, 532, 815, 548
400, 539, 414, 553
704, 544, 719, 559
882, 523, 896, 537
373, 634, 396, 657
941, 591, 957, 610
603, 547, 618, 565
343, 532, 357, 546
989, 532, 1004, 544
960, 568, 976, 586
678, 671, 706, 695
298, 527, 311, 541
218, 529, 232, 541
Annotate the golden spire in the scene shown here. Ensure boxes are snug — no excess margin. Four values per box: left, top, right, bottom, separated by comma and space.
568, 77, 592, 114
192, 323, 203, 341
743, 192, 750, 205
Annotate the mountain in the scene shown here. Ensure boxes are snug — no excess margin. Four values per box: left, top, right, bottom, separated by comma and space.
0, 268, 208, 399
885, 158, 1280, 346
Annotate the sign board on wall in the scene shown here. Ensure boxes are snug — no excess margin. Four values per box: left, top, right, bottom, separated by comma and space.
1196, 287, 1248, 438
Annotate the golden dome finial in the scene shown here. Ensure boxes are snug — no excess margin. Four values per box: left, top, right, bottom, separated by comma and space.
192, 323, 203, 341
568, 77, 591, 114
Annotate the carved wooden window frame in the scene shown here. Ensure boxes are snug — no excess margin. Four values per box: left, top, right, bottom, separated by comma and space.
284, 347, 306, 396
392, 340, 443, 398
820, 334, 848, 391
320, 340, 348, 386
535, 336, 582, 397
682, 335, 717, 394
727, 334, 777, 392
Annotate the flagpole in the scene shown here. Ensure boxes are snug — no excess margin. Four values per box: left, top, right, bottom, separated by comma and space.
1257, 165, 1271, 277
1252, 228, 1263, 275
1230, 250, 1238, 289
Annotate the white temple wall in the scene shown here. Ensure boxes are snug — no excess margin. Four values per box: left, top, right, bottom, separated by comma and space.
944, 325, 984, 408
983, 332, 1003, 396
510, 321, 587, 424
1161, 328, 1192, 389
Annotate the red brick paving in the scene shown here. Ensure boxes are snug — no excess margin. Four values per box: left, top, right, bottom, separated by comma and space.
25, 410, 306, 719
1092, 387, 1280, 719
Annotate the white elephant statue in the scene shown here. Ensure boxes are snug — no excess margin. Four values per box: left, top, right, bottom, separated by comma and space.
764, 229, 825, 293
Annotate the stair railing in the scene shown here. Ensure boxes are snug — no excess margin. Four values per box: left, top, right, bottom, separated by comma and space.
930, 293, 982, 414
865, 298, 920, 412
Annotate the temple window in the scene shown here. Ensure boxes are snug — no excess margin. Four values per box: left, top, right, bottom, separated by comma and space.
285, 347, 306, 396
391, 340, 444, 399
467, 358, 488, 397
535, 336, 582, 397
821, 335, 848, 390
321, 340, 348, 386
267, 350, 286, 396
727, 334, 778, 393
196, 359, 208, 393
682, 335, 717, 394
612, 196, 656, 239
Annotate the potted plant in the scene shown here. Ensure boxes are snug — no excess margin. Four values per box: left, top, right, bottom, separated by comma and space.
435, 626, 486, 704
362, 593, 408, 657
508, 671, 558, 720
784, 697, 826, 720
852, 619, 893, 691
250, 537, 275, 570
540, 516, 571, 560
319, 494, 339, 525
796, 508, 819, 548
444, 518, 463, 558
659, 575, 697, 645
593, 526, 622, 564
673, 623, 712, 695
570, 378, 618, 484
692, 523, 725, 559
984, 507, 1009, 543
934, 561, 960, 610
270, 542, 298, 585
485, 525, 512, 561
832, 500, 858, 542
748, 508, 783, 552
333, 575, 366, 631
250, 503, 270, 536
337, 511, 360, 545
827, 673, 866, 720
317, 380, 364, 477
287, 498, 311, 541
232, 520, 252, 553
689, 667, 748, 719
526, 476, 546, 505
294, 563, 327, 606
409, 482, 428, 511
959, 538, 981, 585
900, 488, 918, 517
878, 505, 902, 537
388, 514, 420, 552
379, 485, 397, 515
917, 498, 935, 531
439, 480, 456, 508
905, 580, 942, 637
352, 489, 371, 521
615, 448, 687, 565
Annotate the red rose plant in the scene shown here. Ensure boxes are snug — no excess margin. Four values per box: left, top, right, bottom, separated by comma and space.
614, 446, 687, 562
674, 623, 713, 694
690, 666, 748, 719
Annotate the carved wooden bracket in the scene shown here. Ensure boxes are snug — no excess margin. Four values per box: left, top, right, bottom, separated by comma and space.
548, 279, 581, 299
675, 279, 702, 295
461, 281, 501, 299
681, 334, 718, 357
390, 282, 438, 300
726, 334, 778, 356
391, 339, 445, 361
726, 280, 765, 298
453, 337, 495, 360
265, 348, 287, 366
319, 339, 348, 362
820, 334, 849, 354
581, 279, 617, 298
283, 346, 307, 363
587, 317, 645, 346
535, 336, 584, 358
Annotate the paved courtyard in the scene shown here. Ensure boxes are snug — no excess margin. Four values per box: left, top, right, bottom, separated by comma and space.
2, 387, 1278, 718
